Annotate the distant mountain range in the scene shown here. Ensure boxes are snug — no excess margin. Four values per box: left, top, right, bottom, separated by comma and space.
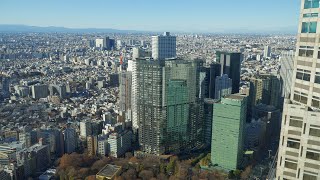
0, 24, 150, 34
0, 24, 297, 34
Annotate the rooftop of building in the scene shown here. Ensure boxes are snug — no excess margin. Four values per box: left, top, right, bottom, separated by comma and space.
204, 98, 220, 104
224, 93, 247, 101
255, 104, 279, 112
0, 142, 24, 153
39, 169, 56, 180
152, 32, 174, 37
96, 164, 122, 179
98, 135, 108, 141
216, 51, 242, 55
135, 57, 203, 64
17, 142, 47, 153
109, 129, 132, 138
250, 74, 278, 80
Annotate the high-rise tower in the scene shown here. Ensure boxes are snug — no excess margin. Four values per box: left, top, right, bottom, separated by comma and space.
64, 126, 77, 154
152, 32, 176, 60
216, 51, 242, 94
119, 71, 132, 121
132, 58, 202, 155
211, 94, 247, 171
264, 45, 272, 59
0, 77, 10, 98
249, 75, 281, 109
214, 74, 232, 100
276, 1, 320, 179
209, 63, 222, 99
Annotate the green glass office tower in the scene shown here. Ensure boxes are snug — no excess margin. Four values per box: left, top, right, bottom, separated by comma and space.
133, 58, 202, 155
216, 51, 242, 94
211, 94, 247, 171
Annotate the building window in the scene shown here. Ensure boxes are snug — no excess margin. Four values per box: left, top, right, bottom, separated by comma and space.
315, 72, 320, 84
305, 162, 320, 169
312, 96, 320, 108
289, 119, 303, 128
284, 161, 298, 170
293, 91, 308, 104
304, 0, 320, 9
299, 46, 314, 57
306, 151, 320, 161
303, 13, 319, 18
287, 139, 300, 149
296, 69, 311, 81
309, 128, 320, 137
301, 22, 317, 33
303, 174, 317, 180
296, 72, 310, 81
294, 94, 308, 104
290, 116, 303, 120
296, 73, 310, 81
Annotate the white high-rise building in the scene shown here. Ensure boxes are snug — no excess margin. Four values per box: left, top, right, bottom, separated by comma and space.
280, 51, 295, 98
152, 32, 176, 60
264, 45, 271, 58
116, 40, 123, 50
256, 54, 261, 61
214, 74, 232, 100
80, 121, 92, 139
130, 59, 139, 130
132, 47, 145, 60
96, 37, 112, 50
107, 130, 132, 158
95, 38, 106, 49
276, 1, 320, 179
97, 136, 108, 156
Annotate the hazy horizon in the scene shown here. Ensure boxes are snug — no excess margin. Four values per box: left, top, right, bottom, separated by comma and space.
0, 24, 299, 34
0, 0, 301, 33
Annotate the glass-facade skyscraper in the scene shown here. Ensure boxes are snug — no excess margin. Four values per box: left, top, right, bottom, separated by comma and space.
209, 63, 222, 99
214, 74, 232, 100
276, 0, 320, 179
211, 94, 247, 171
132, 58, 203, 155
216, 51, 242, 94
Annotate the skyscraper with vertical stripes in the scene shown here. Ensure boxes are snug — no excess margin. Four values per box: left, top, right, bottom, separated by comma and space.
132, 58, 202, 155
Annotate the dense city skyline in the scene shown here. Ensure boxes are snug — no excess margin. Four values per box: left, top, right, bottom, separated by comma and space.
2, 0, 320, 179
0, 0, 301, 33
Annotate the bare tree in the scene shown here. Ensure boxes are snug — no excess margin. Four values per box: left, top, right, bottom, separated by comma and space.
139, 170, 154, 180
241, 165, 252, 180
157, 173, 168, 180
122, 168, 137, 180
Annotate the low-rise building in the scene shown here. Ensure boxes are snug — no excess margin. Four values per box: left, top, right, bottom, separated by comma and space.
96, 164, 122, 180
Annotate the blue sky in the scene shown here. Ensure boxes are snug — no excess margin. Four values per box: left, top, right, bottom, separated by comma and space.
0, 0, 301, 33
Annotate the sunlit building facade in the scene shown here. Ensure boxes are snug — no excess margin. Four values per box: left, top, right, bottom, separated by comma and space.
277, 0, 320, 179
